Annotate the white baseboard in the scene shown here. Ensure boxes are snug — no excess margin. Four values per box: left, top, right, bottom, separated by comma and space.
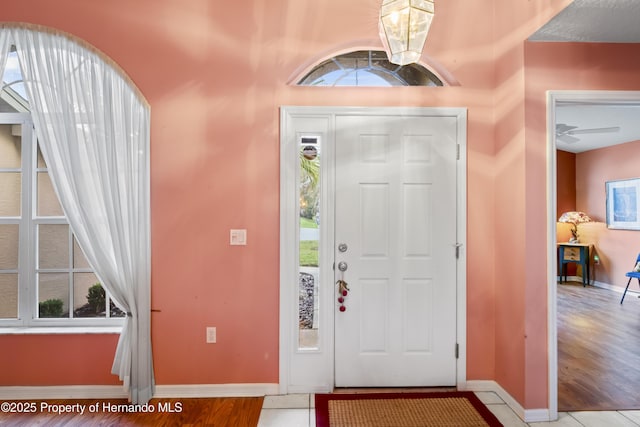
591, 279, 639, 295
465, 380, 550, 423
0, 385, 128, 400
525, 408, 553, 423
154, 383, 279, 398
561, 275, 631, 289
560, 276, 640, 297
0, 383, 279, 400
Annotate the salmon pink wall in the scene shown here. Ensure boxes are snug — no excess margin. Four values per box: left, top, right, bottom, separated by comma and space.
0, 334, 120, 385
494, 0, 573, 409
556, 150, 576, 274
557, 150, 576, 219
576, 140, 640, 286
0, 0, 577, 411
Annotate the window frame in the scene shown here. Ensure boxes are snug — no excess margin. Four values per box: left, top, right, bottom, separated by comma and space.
0, 112, 124, 329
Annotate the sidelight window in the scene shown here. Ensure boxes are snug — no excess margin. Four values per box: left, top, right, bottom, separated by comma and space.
298, 136, 321, 349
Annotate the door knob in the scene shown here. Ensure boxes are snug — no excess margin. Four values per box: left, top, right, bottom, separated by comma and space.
338, 261, 348, 272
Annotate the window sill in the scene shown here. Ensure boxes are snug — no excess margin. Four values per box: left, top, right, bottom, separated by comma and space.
0, 326, 122, 335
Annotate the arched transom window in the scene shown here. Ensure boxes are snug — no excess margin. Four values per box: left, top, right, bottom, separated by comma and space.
297, 50, 443, 87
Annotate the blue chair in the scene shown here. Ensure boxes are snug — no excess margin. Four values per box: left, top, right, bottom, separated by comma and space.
621, 253, 640, 304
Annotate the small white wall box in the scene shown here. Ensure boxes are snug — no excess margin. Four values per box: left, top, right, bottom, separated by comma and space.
206, 327, 216, 343
230, 229, 247, 245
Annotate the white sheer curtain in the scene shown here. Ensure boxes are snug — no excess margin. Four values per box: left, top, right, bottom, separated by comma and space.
12, 28, 154, 404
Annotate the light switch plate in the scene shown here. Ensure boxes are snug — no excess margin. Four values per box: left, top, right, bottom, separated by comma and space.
230, 229, 247, 245
206, 327, 216, 343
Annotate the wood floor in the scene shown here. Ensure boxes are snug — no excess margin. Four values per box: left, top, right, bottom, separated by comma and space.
0, 397, 264, 427
558, 281, 640, 411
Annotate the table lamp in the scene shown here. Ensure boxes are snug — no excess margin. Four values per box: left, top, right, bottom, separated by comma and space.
558, 211, 591, 243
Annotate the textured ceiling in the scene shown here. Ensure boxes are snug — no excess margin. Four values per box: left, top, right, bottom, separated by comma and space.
530, 0, 640, 43
530, 0, 640, 153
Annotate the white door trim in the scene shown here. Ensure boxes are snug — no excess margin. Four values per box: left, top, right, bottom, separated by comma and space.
546, 90, 640, 420
279, 106, 467, 394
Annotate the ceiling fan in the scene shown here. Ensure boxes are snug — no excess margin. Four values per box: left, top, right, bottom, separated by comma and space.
556, 123, 620, 144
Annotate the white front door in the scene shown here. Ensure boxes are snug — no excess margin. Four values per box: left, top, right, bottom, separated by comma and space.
334, 114, 458, 387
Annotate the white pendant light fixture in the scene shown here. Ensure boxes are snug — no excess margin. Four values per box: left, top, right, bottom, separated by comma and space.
379, 0, 434, 65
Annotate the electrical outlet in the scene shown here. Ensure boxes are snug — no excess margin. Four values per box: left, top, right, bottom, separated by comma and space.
206, 327, 217, 343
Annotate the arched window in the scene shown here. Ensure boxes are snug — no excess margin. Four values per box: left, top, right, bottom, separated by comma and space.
0, 25, 153, 404
298, 50, 443, 87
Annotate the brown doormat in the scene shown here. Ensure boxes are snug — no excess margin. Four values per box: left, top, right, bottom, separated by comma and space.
315, 391, 503, 427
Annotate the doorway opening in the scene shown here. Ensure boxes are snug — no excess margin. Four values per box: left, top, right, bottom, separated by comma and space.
547, 90, 640, 417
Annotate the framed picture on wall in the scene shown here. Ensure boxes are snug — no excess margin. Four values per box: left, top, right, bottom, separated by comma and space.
606, 178, 640, 230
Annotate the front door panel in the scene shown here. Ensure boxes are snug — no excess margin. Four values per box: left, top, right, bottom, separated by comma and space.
334, 114, 458, 387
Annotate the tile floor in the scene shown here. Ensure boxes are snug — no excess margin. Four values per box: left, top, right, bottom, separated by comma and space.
257, 392, 640, 427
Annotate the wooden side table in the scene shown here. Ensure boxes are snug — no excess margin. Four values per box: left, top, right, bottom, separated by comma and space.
558, 243, 592, 286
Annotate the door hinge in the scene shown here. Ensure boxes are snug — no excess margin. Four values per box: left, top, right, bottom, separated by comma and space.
455, 343, 459, 359
456, 144, 460, 160
454, 243, 462, 259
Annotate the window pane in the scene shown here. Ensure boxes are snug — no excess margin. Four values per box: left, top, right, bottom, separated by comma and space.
37, 145, 46, 169
397, 63, 442, 86
0, 224, 19, 269
2, 51, 28, 102
371, 50, 398, 71
0, 124, 21, 168
37, 172, 64, 216
38, 224, 69, 268
38, 273, 69, 318
111, 302, 126, 317
300, 58, 341, 86
0, 273, 18, 318
73, 237, 91, 269
299, 138, 320, 350
334, 55, 359, 71
73, 273, 104, 318
0, 172, 21, 216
